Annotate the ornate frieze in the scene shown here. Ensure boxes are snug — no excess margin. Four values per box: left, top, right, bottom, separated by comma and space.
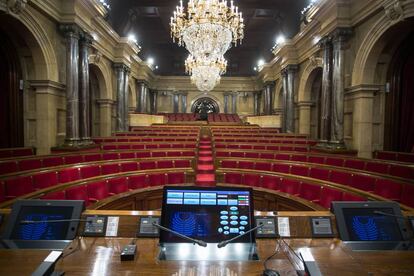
383, 0, 404, 22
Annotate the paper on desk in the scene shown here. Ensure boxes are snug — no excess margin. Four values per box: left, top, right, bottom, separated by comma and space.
278, 217, 291, 237
106, 216, 119, 237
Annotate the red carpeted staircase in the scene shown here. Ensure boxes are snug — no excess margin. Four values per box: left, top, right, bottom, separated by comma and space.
195, 134, 216, 186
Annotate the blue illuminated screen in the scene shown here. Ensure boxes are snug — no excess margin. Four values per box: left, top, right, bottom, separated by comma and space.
342, 208, 402, 241
162, 188, 252, 243
11, 206, 74, 240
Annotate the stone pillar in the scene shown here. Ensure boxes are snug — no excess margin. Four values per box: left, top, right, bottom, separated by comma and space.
253, 92, 260, 115
123, 68, 130, 131
79, 33, 93, 144
263, 82, 275, 115
136, 81, 144, 113
60, 24, 81, 146
298, 102, 313, 135
231, 93, 237, 114
319, 36, 333, 144
151, 90, 158, 114
173, 93, 179, 113
330, 28, 352, 149
180, 93, 187, 113
282, 65, 298, 133
114, 63, 129, 132
97, 99, 113, 137
143, 85, 149, 113
223, 93, 230, 114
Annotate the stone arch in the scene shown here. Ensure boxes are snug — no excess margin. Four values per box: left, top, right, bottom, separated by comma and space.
89, 57, 111, 100
298, 59, 323, 102
273, 77, 283, 109
190, 93, 222, 113
352, 4, 414, 85
127, 81, 135, 111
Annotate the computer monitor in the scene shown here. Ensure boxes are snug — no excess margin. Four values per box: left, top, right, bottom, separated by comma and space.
160, 186, 255, 244
332, 201, 409, 242
2, 200, 84, 241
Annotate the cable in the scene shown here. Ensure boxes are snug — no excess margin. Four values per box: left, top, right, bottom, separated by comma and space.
61, 236, 82, 260
263, 238, 282, 271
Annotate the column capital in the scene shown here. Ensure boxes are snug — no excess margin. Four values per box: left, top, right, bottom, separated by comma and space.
113, 63, 130, 73
318, 35, 332, 48
79, 32, 94, 46
59, 24, 83, 39
281, 64, 299, 75
330, 27, 353, 43
136, 79, 149, 86
264, 81, 276, 87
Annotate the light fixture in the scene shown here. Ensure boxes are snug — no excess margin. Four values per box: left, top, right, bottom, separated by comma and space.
147, 57, 154, 65
127, 34, 137, 44
185, 55, 227, 92
275, 35, 286, 45
170, 0, 244, 91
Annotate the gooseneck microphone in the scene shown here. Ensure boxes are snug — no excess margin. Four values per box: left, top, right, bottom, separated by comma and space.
152, 222, 207, 247
217, 223, 263, 248
373, 210, 407, 220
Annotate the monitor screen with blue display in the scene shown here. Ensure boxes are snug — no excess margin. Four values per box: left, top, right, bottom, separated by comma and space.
160, 186, 254, 244
332, 201, 408, 242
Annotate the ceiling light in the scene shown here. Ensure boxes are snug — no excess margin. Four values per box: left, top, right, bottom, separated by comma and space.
258, 59, 265, 67
313, 35, 321, 45
276, 35, 286, 45
127, 34, 137, 44
147, 57, 154, 65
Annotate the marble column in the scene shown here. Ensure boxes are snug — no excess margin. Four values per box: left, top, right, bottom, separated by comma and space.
180, 93, 187, 113
223, 93, 230, 114
282, 65, 298, 133
136, 81, 144, 113
114, 63, 128, 132
79, 33, 93, 144
143, 85, 149, 113
264, 82, 275, 115
319, 36, 333, 144
298, 102, 313, 135
253, 92, 260, 115
173, 93, 179, 113
60, 24, 81, 146
231, 93, 238, 114
123, 68, 130, 131
151, 90, 158, 114
330, 28, 352, 149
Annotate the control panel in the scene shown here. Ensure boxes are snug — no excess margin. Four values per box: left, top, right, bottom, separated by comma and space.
255, 216, 277, 238
310, 217, 334, 237
83, 216, 107, 237
137, 216, 160, 237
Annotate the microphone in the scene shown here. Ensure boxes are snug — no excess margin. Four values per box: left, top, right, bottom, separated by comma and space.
217, 223, 263, 248
20, 219, 89, 224
152, 222, 207, 247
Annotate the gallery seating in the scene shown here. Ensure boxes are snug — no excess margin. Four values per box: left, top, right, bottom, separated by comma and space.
0, 147, 35, 159
99, 142, 197, 150
374, 150, 414, 164
215, 143, 309, 152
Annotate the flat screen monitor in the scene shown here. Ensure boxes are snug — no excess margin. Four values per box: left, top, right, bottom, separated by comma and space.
2, 200, 84, 241
332, 201, 409, 242
160, 186, 255, 244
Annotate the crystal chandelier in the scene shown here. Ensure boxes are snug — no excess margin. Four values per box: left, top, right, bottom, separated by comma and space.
171, 0, 244, 91
185, 55, 227, 92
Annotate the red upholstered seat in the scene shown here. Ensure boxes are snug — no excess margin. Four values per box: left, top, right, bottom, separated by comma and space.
260, 153, 274, 159
102, 153, 119, 160
325, 157, 344, 167
374, 179, 402, 201
80, 165, 101, 179
101, 163, 120, 175
84, 153, 102, 162
299, 183, 321, 202
330, 170, 352, 186
128, 175, 148, 189
224, 173, 242, 184
238, 161, 254, 169
167, 151, 181, 157
344, 159, 365, 170
389, 165, 413, 179
253, 145, 266, 150
120, 162, 138, 172
216, 152, 228, 157
132, 144, 145, 150
148, 173, 166, 186
319, 187, 343, 209
41, 190, 66, 200
174, 160, 190, 168
102, 145, 116, 150
275, 154, 290, 161
230, 152, 244, 158
309, 168, 330, 181
243, 174, 260, 186
182, 151, 195, 157
280, 146, 293, 151
255, 162, 272, 171
158, 160, 173, 169
342, 193, 366, 201
140, 161, 156, 170
107, 177, 128, 195
291, 154, 307, 162
262, 175, 280, 190
279, 179, 300, 196
221, 160, 238, 168
365, 162, 389, 174
0, 161, 18, 175
267, 146, 279, 151
43, 156, 64, 167
65, 185, 89, 205
308, 156, 325, 164
136, 152, 151, 158
87, 181, 109, 202
58, 168, 81, 183
118, 145, 130, 150
273, 164, 290, 174
152, 152, 167, 157
119, 152, 135, 159
245, 152, 259, 158
64, 155, 84, 164
290, 165, 309, 177
168, 172, 185, 184
0, 182, 5, 202
350, 174, 376, 192
4, 176, 34, 198
19, 159, 42, 171
400, 184, 414, 207
33, 171, 58, 190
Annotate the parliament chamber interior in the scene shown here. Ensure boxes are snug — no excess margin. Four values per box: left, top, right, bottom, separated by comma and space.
1, 0, 414, 275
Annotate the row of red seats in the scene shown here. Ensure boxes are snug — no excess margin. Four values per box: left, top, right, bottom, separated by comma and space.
41, 171, 190, 207
212, 133, 307, 138
207, 114, 241, 123
374, 151, 414, 164
166, 113, 198, 122
219, 171, 369, 209
211, 127, 280, 132
0, 159, 193, 203
0, 147, 35, 159
214, 138, 316, 145
101, 143, 197, 151
218, 159, 414, 208
215, 150, 414, 180
215, 143, 309, 152
0, 149, 196, 175
130, 126, 200, 132
93, 137, 198, 143
115, 132, 199, 137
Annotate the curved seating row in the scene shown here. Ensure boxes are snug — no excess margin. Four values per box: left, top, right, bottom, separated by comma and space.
215, 143, 309, 152
100, 142, 197, 151
1, 169, 194, 208
215, 169, 390, 210
93, 137, 198, 143
214, 150, 414, 180
0, 158, 194, 203
0, 147, 35, 159
374, 151, 414, 164
214, 138, 316, 145
217, 158, 414, 208
130, 126, 200, 132
207, 114, 241, 123
0, 149, 196, 175
114, 132, 199, 137
165, 113, 198, 122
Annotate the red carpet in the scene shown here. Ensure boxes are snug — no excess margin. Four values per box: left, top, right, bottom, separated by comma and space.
195, 135, 216, 186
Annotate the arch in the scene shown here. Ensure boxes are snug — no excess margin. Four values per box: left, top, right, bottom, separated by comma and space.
352, 5, 414, 85
191, 97, 220, 114
128, 84, 134, 111
298, 59, 323, 102
88, 58, 111, 100
190, 93, 222, 113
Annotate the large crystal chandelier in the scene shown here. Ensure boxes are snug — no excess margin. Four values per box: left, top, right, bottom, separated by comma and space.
185, 55, 227, 91
171, 0, 244, 91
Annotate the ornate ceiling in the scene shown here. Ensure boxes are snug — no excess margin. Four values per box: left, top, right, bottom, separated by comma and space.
108, 0, 308, 76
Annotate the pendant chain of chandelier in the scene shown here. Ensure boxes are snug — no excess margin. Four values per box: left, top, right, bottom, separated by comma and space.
171, 0, 244, 91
